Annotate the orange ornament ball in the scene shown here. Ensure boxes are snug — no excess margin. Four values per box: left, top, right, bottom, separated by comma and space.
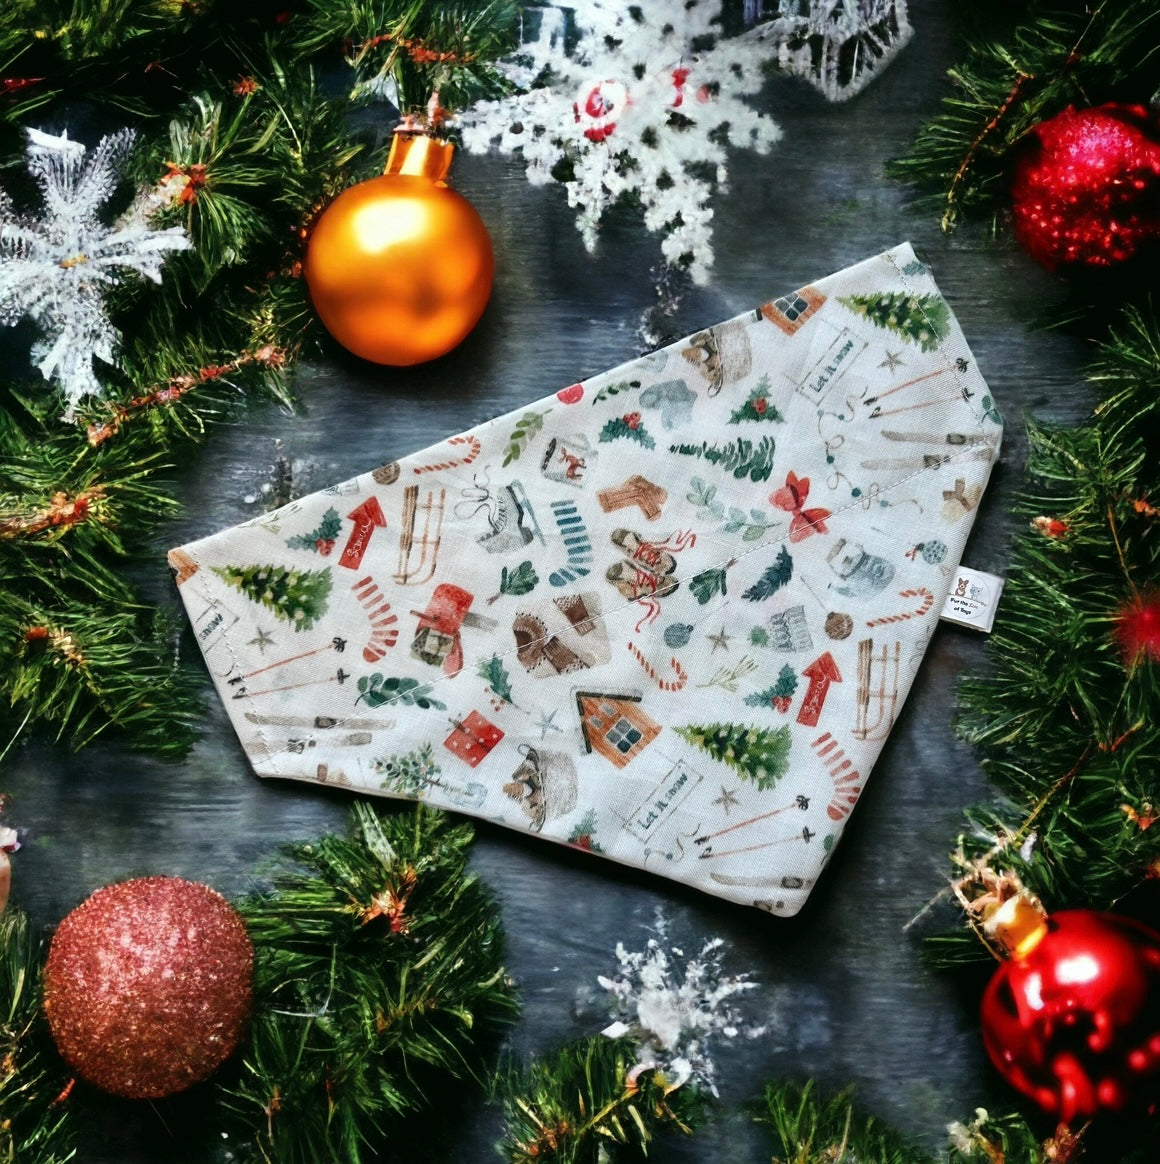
304, 132, 494, 366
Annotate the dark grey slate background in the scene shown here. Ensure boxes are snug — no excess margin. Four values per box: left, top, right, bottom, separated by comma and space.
5, 1, 1094, 1158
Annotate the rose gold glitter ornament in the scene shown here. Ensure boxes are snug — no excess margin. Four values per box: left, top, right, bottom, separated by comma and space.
43, 876, 253, 1099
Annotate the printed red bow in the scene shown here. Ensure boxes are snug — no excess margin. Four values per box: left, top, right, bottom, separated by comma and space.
770, 471, 831, 542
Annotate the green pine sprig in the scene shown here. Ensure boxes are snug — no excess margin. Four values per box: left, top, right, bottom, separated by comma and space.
939, 302, 1160, 968
0, 908, 76, 1164
221, 803, 518, 1164
497, 1034, 706, 1164
753, 1080, 933, 1164
889, 1, 1160, 232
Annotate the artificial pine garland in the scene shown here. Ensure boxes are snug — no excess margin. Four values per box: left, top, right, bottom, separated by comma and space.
0, 0, 520, 755
887, 0, 1160, 231
4, 1, 1160, 1161
0, 804, 517, 1163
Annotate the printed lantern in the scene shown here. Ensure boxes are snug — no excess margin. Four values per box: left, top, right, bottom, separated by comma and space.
980, 903, 1160, 1122
304, 130, 494, 366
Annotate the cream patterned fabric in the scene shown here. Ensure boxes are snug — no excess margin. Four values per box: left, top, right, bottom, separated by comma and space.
170, 243, 1001, 914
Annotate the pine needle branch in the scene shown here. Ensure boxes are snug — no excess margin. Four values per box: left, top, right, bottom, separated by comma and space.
0, 908, 76, 1164
222, 804, 517, 1164
939, 299, 1160, 967
753, 1080, 933, 1164
497, 1034, 706, 1164
889, 1, 1160, 231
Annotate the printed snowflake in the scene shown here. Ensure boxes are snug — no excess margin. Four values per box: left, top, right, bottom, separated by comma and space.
458, 0, 781, 284
0, 128, 191, 419
597, 916, 764, 1093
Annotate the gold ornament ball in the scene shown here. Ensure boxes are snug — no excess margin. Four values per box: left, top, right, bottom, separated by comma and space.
304, 135, 494, 366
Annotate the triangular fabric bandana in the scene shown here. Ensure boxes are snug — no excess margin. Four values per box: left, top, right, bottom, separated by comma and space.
170, 243, 1001, 914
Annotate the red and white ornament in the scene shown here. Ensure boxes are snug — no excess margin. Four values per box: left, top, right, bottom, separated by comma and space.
1009, 103, 1160, 270
980, 901, 1160, 1122
574, 79, 628, 142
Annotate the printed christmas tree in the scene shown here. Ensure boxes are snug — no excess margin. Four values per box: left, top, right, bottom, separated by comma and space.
212, 563, 332, 631
837, 290, 950, 353
676, 722, 791, 791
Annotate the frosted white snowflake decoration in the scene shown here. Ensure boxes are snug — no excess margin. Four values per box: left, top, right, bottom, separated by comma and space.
0, 128, 191, 420
597, 919, 764, 1094
746, 0, 912, 102
459, 0, 781, 284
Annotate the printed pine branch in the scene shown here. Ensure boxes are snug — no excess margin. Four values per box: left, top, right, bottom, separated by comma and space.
669, 436, 778, 482
222, 803, 517, 1164
373, 743, 441, 797
838, 291, 950, 353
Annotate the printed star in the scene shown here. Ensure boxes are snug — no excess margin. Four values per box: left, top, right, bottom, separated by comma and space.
248, 628, 275, 653
712, 786, 740, 814
707, 626, 731, 653
535, 708, 563, 738
879, 350, 904, 371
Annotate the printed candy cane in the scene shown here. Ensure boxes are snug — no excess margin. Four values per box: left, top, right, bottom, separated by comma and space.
412, 434, 481, 475
811, 731, 863, 820
626, 641, 688, 691
352, 575, 399, 661
549, 499, 594, 586
865, 587, 934, 627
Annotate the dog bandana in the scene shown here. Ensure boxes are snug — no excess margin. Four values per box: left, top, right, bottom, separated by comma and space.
170, 243, 1001, 914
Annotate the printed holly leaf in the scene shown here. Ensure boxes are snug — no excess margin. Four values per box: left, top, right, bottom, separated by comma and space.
356, 674, 446, 710
478, 654, 518, 707
727, 376, 783, 425
742, 546, 793, 602
285, 506, 342, 555
689, 567, 728, 605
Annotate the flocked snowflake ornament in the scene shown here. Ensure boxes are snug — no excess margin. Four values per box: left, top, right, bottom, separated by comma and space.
458, 0, 782, 284
746, 0, 912, 102
0, 128, 191, 420
597, 918, 764, 1094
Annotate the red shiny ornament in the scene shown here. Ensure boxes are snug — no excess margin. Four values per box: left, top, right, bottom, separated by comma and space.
980, 909, 1160, 1122
1009, 103, 1160, 270
1114, 591, 1160, 665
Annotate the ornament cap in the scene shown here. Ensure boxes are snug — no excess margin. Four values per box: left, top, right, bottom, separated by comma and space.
385, 130, 455, 184
987, 894, 1048, 957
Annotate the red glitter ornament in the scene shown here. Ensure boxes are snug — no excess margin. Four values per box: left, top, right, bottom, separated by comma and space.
1115, 592, 1160, 665
43, 876, 253, 1099
1009, 103, 1160, 270
980, 907, 1160, 1122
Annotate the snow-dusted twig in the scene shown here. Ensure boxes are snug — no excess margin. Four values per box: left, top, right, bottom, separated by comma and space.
597, 914, 764, 1094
